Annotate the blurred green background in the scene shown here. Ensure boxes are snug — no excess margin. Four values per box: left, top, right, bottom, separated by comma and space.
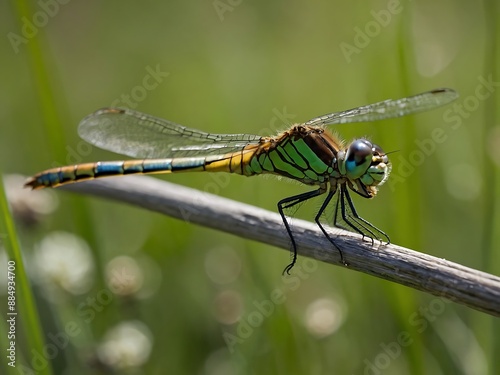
1, 0, 499, 374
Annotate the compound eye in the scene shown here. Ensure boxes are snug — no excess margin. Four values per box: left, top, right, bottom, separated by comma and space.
346, 139, 372, 164
371, 143, 390, 165
372, 143, 385, 156
345, 139, 373, 178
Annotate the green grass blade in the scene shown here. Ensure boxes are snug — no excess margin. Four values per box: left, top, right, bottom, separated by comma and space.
0, 174, 54, 375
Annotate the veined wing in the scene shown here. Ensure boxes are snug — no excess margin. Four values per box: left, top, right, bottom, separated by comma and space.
78, 108, 262, 159
304, 88, 458, 126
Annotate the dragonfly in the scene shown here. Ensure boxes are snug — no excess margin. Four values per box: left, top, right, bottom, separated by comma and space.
26, 88, 458, 273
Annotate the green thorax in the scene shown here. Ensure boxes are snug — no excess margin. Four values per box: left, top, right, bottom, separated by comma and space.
246, 125, 343, 185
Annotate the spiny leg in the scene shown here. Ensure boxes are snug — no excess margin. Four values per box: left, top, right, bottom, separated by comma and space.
343, 186, 390, 244
334, 185, 373, 241
278, 188, 325, 274
313, 188, 348, 266
333, 190, 350, 233
339, 185, 391, 244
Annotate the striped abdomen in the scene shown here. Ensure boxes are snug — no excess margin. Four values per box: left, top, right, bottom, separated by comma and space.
25, 146, 262, 189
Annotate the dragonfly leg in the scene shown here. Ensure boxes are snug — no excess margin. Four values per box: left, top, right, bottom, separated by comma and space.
334, 186, 371, 240
278, 188, 325, 274
340, 186, 391, 244
333, 189, 351, 233
314, 189, 348, 266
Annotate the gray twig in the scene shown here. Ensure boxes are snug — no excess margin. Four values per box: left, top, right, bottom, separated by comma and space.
62, 175, 500, 317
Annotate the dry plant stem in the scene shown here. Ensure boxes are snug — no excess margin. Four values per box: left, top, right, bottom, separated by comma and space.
62, 175, 500, 317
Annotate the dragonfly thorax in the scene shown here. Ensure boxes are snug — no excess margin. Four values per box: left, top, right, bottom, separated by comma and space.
336, 138, 391, 198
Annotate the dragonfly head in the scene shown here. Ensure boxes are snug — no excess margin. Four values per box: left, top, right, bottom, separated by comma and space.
338, 139, 391, 197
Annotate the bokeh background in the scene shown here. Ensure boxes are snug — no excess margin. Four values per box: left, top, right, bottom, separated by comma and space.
1, 0, 499, 374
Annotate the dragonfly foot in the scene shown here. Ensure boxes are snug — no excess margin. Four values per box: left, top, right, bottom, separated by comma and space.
361, 235, 376, 246
282, 262, 295, 275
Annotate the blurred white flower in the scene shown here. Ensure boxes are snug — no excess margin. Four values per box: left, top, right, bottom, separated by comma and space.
97, 320, 153, 370
212, 289, 243, 325
34, 231, 94, 295
105, 255, 161, 299
204, 348, 235, 375
106, 256, 143, 296
304, 297, 346, 338
4, 174, 58, 226
204, 246, 242, 285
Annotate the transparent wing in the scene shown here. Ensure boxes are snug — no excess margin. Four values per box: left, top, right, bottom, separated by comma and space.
78, 108, 262, 159
304, 88, 458, 126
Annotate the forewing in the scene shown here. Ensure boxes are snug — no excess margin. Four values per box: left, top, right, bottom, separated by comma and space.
78, 108, 262, 158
